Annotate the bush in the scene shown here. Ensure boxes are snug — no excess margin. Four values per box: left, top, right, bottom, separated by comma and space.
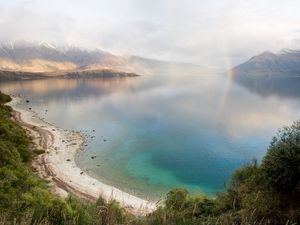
0, 91, 11, 104
165, 188, 188, 211
261, 121, 300, 194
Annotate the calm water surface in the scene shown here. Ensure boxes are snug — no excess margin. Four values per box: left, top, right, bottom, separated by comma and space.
1, 72, 300, 200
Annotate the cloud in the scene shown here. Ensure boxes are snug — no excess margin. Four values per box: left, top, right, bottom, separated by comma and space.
0, 0, 300, 69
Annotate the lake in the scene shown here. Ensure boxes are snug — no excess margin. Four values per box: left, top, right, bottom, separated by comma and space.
1, 70, 300, 200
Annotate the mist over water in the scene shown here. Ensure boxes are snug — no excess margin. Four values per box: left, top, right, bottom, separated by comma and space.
1, 70, 300, 200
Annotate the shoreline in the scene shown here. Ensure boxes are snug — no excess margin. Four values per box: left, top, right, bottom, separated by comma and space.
6, 96, 156, 216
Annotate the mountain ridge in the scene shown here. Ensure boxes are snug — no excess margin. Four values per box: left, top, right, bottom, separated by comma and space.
231, 49, 300, 78
0, 41, 129, 73
0, 41, 211, 78
230, 49, 300, 98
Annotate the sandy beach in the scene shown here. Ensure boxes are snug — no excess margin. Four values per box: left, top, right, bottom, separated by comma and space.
6, 96, 156, 216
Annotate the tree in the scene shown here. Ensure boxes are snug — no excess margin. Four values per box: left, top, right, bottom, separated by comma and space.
261, 121, 300, 195
165, 188, 188, 211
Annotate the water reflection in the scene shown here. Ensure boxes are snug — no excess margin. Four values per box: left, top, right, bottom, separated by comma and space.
0, 77, 141, 100
233, 76, 300, 99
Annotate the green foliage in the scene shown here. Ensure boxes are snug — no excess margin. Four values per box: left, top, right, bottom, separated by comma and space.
144, 189, 215, 225
0, 93, 34, 216
262, 122, 300, 194
0, 92, 11, 103
259, 121, 300, 223
211, 121, 300, 224
165, 188, 188, 211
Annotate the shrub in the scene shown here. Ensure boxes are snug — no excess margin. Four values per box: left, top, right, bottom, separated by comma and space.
165, 188, 188, 211
261, 121, 300, 195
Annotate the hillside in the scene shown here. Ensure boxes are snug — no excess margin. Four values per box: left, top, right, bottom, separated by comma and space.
0, 70, 48, 81
231, 49, 300, 78
231, 49, 300, 98
0, 41, 128, 72
0, 42, 143, 81
0, 42, 211, 79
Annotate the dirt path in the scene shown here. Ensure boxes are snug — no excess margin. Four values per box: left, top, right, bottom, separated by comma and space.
12, 110, 54, 149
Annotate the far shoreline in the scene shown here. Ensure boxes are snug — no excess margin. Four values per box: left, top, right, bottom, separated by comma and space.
6, 95, 156, 216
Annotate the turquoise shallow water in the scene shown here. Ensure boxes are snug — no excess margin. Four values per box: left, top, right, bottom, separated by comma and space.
1, 72, 300, 200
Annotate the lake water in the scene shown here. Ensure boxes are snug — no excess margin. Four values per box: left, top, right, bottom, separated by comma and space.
1, 71, 300, 200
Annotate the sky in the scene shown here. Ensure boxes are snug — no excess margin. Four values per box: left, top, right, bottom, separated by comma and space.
0, 0, 300, 69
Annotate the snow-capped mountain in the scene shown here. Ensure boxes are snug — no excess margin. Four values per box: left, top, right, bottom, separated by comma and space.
0, 41, 129, 73
0, 41, 212, 78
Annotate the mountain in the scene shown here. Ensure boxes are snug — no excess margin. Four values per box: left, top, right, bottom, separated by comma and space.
0, 41, 212, 79
0, 41, 130, 73
231, 49, 300, 98
231, 49, 300, 78
0, 70, 47, 81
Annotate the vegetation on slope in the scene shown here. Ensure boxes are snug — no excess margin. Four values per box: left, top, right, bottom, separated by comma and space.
0, 91, 299, 224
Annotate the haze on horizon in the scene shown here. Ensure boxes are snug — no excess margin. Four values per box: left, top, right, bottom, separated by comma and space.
0, 0, 300, 69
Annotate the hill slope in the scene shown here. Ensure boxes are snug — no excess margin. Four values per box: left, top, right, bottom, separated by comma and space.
0, 41, 127, 72
0, 42, 143, 80
231, 49, 300, 78
230, 49, 300, 98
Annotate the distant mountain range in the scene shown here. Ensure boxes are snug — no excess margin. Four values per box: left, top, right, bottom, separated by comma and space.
0, 41, 209, 81
231, 49, 300, 98
0, 41, 131, 74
